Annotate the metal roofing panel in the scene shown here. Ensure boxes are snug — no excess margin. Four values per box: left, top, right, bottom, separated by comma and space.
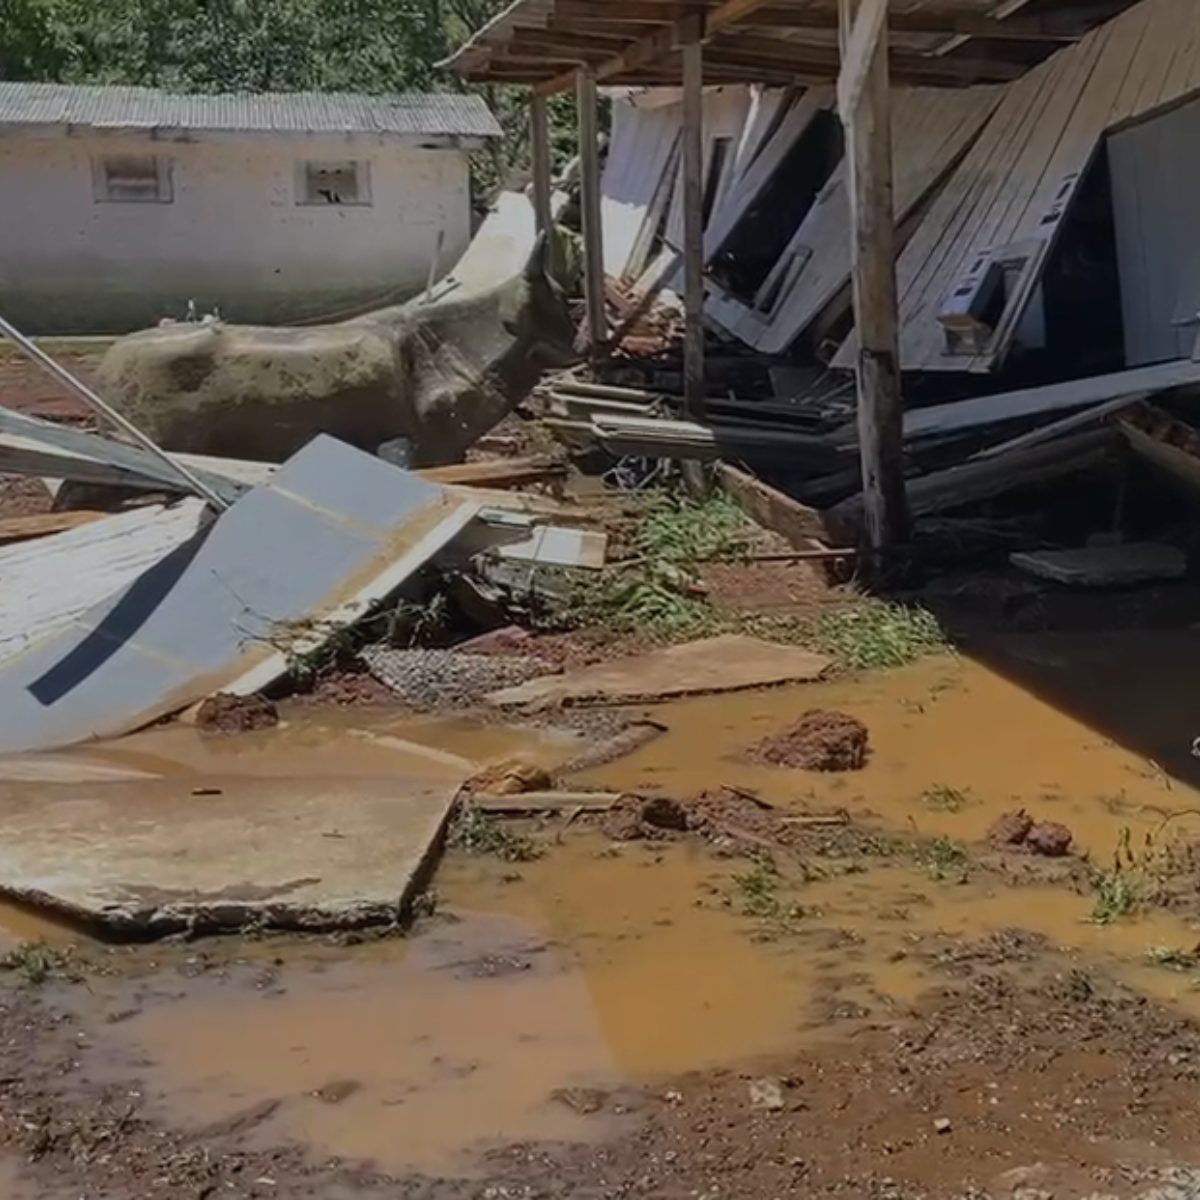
0, 82, 501, 138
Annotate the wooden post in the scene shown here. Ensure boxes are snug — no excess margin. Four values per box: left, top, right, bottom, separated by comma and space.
576, 68, 607, 354
839, 0, 909, 552
680, 14, 706, 420
530, 92, 553, 239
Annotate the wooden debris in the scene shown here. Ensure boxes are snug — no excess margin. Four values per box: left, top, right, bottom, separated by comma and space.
0, 509, 107, 545
1010, 542, 1186, 587
833, 427, 1118, 523
469, 790, 624, 813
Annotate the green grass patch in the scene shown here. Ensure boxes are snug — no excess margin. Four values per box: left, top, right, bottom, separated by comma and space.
1089, 869, 1140, 924
632, 491, 749, 564
812, 601, 947, 671
919, 783, 973, 813
0, 941, 75, 985
920, 836, 969, 881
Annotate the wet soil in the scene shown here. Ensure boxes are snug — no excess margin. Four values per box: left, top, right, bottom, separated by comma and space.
9, 635, 1200, 1195
748, 709, 870, 771
0, 350, 99, 421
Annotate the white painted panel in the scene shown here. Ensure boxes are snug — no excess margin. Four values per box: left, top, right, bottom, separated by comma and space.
0, 130, 473, 333
1109, 93, 1200, 365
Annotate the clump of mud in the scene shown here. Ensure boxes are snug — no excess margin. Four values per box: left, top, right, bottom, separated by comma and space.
987, 808, 1073, 857
465, 758, 554, 796
196, 692, 279, 734
600, 789, 792, 848
747, 710, 868, 771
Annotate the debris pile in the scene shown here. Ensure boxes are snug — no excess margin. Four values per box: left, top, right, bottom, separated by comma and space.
196, 693, 279, 735
987, 809, 1074, 858
747, 711, 869, 772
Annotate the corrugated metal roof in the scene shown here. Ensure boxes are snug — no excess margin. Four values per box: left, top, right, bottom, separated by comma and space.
0, 82, 501, 138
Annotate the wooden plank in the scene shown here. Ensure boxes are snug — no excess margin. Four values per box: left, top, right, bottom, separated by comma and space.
418, 456, 566, 488
833, 428, 1118, 523
837, 0, 887, 118
577, 69, 608, 353
681, 19, 706, 420
530, 92, 554, 239
0, 510, 107, 545
899, 357, 1200, 442
839, 0, 908, 550
970, 391, 1150, 460
834, 0, 1200, 375
715, 462, 846, 547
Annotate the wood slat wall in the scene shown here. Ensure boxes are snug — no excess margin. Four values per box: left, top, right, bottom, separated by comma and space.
832, 0, 1200, 374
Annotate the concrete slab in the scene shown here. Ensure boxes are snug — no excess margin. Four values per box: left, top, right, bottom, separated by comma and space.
1010, 542, 1187, 587
487, 634, 831, 707
0, 770, 465, 937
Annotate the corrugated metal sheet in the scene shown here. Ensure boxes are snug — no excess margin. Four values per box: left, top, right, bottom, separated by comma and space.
0, 82, 501, 139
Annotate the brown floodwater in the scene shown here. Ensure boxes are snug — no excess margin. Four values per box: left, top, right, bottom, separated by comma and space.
22, 635, 1200, 1176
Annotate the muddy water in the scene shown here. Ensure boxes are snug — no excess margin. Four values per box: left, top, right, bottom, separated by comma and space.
571, 645, 1200, 862
27, 636, 1200, 1177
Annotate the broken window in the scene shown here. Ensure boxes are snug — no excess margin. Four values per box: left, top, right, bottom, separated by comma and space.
707, 110, 843, 305
93, 154, 172, 203
298, 161, 370, 206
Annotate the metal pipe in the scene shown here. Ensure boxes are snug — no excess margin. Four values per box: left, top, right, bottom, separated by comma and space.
0, 315, 230, 511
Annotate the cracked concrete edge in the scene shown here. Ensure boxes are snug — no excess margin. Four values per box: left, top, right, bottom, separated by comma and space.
0, 787, 466, 944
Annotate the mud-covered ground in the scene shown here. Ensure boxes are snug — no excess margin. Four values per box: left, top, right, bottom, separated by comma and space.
2, 925, 1200, 1200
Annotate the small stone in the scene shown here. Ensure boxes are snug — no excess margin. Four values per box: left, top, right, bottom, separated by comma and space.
987, 808, 1033, 847
933, 1116, 952, 1134
1026, 821, 1072, 857
749, 1077, 786, 1112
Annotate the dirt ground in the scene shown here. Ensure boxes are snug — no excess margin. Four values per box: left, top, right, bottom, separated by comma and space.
0, 349, 100, 421
2, 931, 1200, 1200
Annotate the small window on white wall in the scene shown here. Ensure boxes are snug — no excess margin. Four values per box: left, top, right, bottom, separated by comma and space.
298, 160, 370, 206
93, 154, 173, 203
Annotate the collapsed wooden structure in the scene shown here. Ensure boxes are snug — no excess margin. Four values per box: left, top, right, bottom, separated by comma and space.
445, 0, 1154, 551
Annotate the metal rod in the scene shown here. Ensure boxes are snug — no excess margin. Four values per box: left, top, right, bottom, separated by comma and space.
0, 315, 230, 511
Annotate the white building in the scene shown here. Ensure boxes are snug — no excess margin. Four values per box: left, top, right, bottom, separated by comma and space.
0, 82, 501, 334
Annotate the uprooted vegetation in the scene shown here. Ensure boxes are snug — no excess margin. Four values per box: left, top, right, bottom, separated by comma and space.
558, 488, 948, 668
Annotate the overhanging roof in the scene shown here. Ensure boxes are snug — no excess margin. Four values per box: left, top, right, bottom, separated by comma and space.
445, 0, 1140, 93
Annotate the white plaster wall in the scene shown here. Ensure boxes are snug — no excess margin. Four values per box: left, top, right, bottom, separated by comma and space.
0, 129, 473, 333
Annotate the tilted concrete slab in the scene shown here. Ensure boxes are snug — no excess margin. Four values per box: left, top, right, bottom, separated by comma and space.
0, 770, 464, 938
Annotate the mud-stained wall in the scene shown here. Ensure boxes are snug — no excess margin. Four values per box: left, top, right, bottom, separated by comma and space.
0, 129, 473, 334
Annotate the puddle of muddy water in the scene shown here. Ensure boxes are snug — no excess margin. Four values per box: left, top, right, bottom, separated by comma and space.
567, 647, 1200, 864
23, 634, 1200, 1180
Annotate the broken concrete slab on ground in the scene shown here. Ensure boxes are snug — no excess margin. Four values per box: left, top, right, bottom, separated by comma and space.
486, 634, 831, 709
0, 758, 468, 937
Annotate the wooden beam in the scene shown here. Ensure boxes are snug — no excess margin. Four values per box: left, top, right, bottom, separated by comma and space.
529, 92, 553, 240
839, 0, 909, 552
576, 68, 607, 354
681, 13, 705, 420
535, 0, 773, 94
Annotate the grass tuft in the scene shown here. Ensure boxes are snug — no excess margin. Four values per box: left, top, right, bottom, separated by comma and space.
732, 860, 783, 919
812, 602, 947, 671
920, 783, 973, 813
0, 941, 74, 985
1089, 869, 1139, 924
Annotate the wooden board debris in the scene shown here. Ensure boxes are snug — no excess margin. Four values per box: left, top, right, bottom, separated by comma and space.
835, 0, 1200, 374
1010, 542, 1186, 586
